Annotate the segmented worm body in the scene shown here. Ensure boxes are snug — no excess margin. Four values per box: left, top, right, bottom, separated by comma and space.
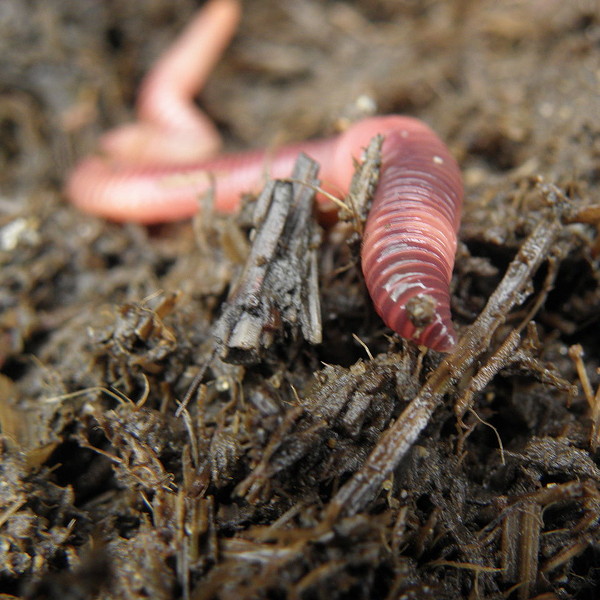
64, 1, 463, 351
360, 122, 462, 351
98, 0, 241, 165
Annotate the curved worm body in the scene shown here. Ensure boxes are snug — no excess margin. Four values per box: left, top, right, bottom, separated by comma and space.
66, 116, 462, 351
64, 1, 463, 351
99, 0, 241, 165
359, 121, 462, 352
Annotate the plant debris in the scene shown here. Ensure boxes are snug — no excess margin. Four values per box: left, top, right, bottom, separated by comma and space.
213, 153, 323, 365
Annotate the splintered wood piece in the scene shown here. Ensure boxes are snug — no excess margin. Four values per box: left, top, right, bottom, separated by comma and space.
343, 134, 382, 231
213, 153, 322, 364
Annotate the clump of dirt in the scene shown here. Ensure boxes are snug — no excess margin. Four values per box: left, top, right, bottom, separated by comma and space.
1, 1, 600, 599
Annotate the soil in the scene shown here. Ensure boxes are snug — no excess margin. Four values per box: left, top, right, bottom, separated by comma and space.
1, 1, 600, 599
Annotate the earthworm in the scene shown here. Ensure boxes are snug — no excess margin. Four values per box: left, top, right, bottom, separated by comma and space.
66, 117, 462, 350
358, 120, 463, 352
64, 1, 463, 351
99, 0, 241, 165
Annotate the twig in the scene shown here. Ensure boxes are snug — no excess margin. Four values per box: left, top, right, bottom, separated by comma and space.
213, 153, 322, 364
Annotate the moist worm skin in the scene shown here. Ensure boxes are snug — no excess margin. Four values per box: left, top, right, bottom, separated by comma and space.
65, 116, 462, 351
63, 2, 463, 351
360, 121, 463, 352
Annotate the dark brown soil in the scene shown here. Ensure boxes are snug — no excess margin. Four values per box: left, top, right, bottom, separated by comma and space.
1, 1, 600, 599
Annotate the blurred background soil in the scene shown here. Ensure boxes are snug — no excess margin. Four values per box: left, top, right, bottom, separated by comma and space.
1, 1, 600, 598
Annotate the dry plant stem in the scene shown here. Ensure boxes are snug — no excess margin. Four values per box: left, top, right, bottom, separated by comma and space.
341, 135, 383, 232
568, 343, 600, 451
453, 329, 521, 421
500, 499, 542, 600
326, 189, 568, 520
515, 502, 541, 600
493, 481, 599, 593
179, 155, 322, 414
213, 153, 322, 364
455, 323, 574, 424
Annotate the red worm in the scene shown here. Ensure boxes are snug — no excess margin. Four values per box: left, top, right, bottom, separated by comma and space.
359, 121, 462, 352
66, 116, 462, 351
64, 2, 463, 352
99, 0, 241, 165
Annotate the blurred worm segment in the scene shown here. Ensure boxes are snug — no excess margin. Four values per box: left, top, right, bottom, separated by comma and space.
99, 0, 241, 165
64, 2, 463, 351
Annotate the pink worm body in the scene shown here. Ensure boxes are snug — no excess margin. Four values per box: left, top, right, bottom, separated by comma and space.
64, 0, 463, 351
99, 0, 241, 165
66, 116, 463, 351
